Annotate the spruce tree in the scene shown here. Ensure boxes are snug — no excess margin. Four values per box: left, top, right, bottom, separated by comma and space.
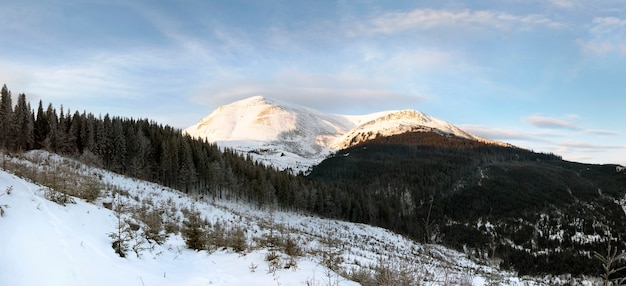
45, 103, 58, 152
110, 118, 126, 172
0, 85, 14, 150
34, 100, 50, 149
14, 93, 34, 151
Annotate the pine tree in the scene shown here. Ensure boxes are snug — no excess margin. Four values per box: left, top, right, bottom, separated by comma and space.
181, 208, 208, 251
0, 85, 14, 150
68, 111, 82, 153
80, 112, 95, 153
34, 100, 50, 149
178, 138, 196, 193
14, 93, 34, 151
45, 103, 58, 152
109, 118, 126, 172
97, 114, 113, 168
55, 106, 70, 153
124, 123, 140, 177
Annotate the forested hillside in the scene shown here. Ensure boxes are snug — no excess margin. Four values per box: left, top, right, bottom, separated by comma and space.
2, 84, 626, 278
308, 132, 626, 276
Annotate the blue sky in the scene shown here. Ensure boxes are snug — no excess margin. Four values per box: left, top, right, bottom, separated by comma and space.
2, 0, 625, 165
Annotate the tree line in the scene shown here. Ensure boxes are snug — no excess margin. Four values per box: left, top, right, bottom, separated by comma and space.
0, 84, 317, 209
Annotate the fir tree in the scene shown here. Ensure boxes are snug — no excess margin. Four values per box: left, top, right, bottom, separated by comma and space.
0, 85, 14, 150
13, 93, 34, 151
34, 100, 50, 149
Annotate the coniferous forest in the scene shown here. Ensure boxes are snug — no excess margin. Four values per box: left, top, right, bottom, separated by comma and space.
2, 84, 626, 277
0, 84, 312, 208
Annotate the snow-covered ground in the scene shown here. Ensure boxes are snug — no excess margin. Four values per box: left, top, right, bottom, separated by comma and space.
0, 151, 598, 285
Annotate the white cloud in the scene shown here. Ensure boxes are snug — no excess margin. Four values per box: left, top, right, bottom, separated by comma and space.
352, 9, 563, 36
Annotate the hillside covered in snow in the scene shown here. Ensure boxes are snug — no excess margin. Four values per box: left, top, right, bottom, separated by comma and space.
183, 96, 504, 172
0, 151, 575, 286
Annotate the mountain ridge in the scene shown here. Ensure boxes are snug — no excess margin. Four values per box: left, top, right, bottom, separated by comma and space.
184, 96, 506, 172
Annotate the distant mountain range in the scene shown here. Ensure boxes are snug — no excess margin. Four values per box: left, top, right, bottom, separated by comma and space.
184, 96, 505, 172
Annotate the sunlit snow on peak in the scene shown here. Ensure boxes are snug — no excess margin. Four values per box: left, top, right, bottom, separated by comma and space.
184, 96, 505, 173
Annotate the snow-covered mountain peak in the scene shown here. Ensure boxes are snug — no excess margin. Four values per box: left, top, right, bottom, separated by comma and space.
184, 96, 504, 172
184, 96, 353, 171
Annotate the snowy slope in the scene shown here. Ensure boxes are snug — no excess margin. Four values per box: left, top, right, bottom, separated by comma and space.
0, 151, 576, 286
0, 153, 356, 286
184, 96, 505, 172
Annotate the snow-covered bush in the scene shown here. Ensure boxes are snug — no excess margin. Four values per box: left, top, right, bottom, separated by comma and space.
43, 187, 76, 206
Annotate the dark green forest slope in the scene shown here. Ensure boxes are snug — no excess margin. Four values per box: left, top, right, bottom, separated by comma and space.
308, 132, 626, 275
2, 84, 625, 276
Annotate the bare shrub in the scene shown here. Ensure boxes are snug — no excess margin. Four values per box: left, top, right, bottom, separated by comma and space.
208, 220, 226, 250
320, 225, 344, 271
159, 199, 180, 234
265, 250, 281, 273
78, 176, 101, 203
139, 208, 166, 244
227, 225, 248, 253
78, 151, 102, 168
345, 267, 375, 285
284, 233, 303, 257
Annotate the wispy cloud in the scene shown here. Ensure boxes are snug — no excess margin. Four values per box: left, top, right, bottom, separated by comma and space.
351, 9, 563, 36
525, 115, 581, 131
191, 71, 421, 114
539, 140, 625, 164
586, 129, 621, 136
556, 141, 624, 157
579, 16, 626, 56
459, 124, 535, 141
525, 115, 620, 136
547, 0, 578, 9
